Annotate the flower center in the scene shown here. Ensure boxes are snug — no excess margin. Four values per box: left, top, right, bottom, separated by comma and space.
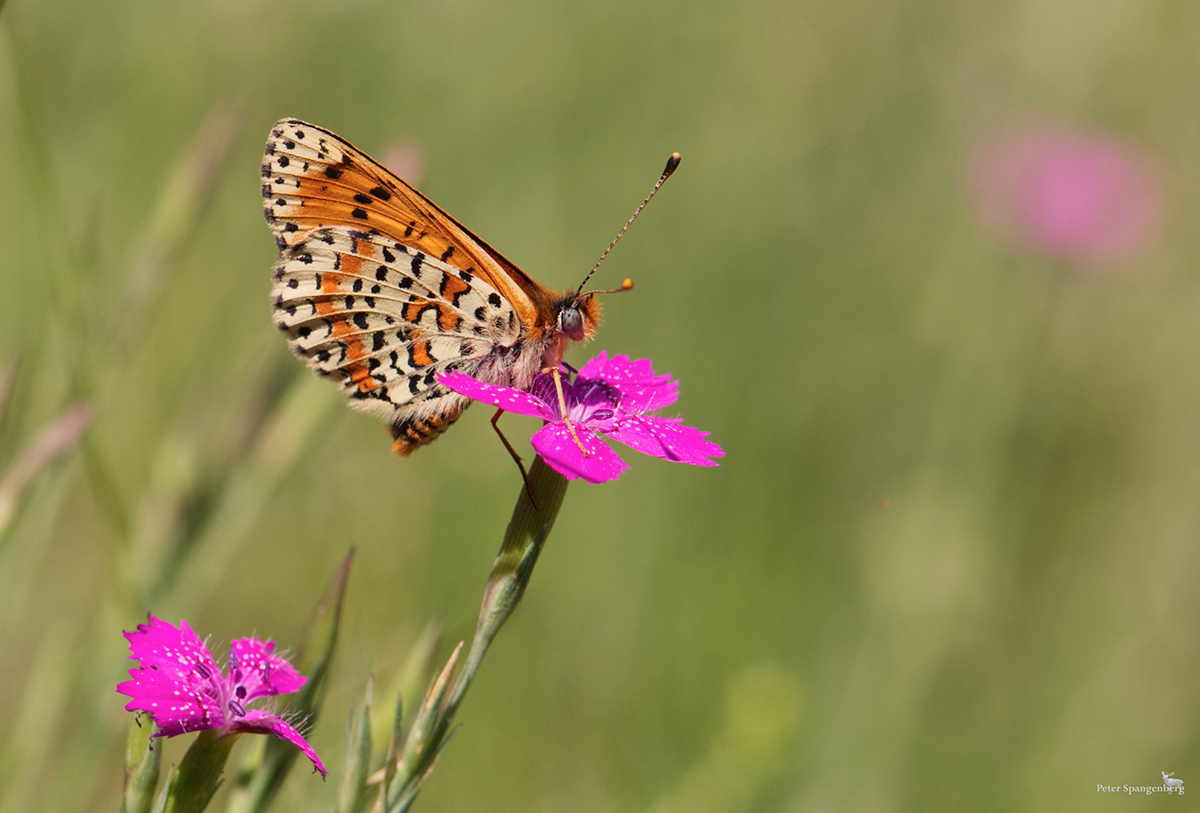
570, 378, 620, 424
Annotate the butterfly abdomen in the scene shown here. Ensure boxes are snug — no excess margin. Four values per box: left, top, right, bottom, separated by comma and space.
389, 403, 466, 456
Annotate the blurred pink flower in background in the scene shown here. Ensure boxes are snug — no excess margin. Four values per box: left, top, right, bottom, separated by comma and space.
381, 138, 426, 185
969, 125, 1163, 267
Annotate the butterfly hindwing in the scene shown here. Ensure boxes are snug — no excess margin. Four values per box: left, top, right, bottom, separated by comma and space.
271, 226, 521, 449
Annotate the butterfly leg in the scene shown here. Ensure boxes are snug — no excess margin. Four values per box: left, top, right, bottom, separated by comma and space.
545, 365, 589, 457
491, 408, 539, 509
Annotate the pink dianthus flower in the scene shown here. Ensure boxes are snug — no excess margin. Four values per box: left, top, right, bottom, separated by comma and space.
116, 616, 325, 778
439, 351, 724, 484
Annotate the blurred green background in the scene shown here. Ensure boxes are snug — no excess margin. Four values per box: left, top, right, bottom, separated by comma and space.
1, 0, 1198, 810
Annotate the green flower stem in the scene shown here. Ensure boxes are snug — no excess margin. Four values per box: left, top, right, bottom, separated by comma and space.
384, 456, 569, 812
120, 716, 161, 813
162, 730, 237, 813
447, 456, 568, 712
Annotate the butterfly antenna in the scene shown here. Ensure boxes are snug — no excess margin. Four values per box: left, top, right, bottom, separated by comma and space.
577, 152, 681, 295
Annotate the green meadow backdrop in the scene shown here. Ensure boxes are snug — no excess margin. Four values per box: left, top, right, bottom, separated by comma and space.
1, 0, 1198, 810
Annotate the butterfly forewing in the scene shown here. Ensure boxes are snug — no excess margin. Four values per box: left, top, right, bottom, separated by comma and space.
262, 119, 543, 325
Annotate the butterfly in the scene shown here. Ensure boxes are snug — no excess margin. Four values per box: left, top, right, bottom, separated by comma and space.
262, 119, 678, 457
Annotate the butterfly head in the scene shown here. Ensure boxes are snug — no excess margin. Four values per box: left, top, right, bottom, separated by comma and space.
554, 293, 601, 343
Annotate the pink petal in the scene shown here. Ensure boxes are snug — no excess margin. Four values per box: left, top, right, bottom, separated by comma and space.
531, 424, 629, 483
117, 666, 226, 736
607, 415, 725, 466
124, 617, 222, 681
232, 711, 327, 779
436, 370, 554, 420
579, 352, 678, 412
118, 617, 228, 735
576, 350, 613, 380
229, 637, 306, 701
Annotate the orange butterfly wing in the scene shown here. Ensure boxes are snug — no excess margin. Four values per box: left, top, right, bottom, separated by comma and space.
262, 119, 553, 328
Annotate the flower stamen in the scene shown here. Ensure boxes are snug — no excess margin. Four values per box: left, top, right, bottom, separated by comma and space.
544, 364, 590, 457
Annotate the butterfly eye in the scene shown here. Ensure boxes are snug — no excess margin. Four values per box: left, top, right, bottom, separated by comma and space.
558, 306, 585, 341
